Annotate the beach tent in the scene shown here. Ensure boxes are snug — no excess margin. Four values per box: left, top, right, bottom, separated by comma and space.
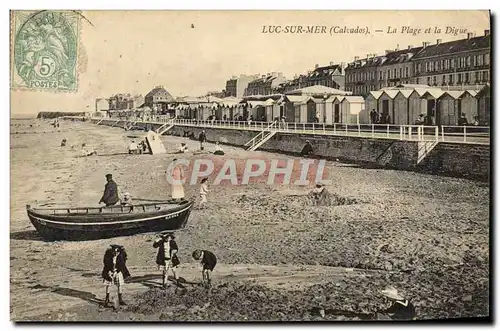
393, 90, 413, 125
145, 131, 167, 155
476, 84, 490, 125
377, 90, 398, 124
364, 91, 382, 123
340, 96, 365, 124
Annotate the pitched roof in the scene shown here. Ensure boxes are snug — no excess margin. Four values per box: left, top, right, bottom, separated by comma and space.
145, 87, 174, 100
414, 35, 490, 59
367, 91, 383, 100
283, 95, 311, 104
308, 64, 343, 79
395, 90, 413, 98
342, 96, 364, 103
380, 47, 423, 66
420, 89, 445, 99
381, 90, 399, 99
440, 91, 465, 99
286, 85, 350, 96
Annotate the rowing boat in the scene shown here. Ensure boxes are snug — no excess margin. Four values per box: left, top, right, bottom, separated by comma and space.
26, 200, 193, 241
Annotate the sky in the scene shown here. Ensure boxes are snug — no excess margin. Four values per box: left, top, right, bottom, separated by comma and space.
10, 10, 490, 115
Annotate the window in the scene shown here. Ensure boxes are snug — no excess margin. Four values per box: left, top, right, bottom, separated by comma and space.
465, 72, 469, 83
416, 78, 420, 84
458, 73, 462, 83
425, 62, 429, 72
399, 68, 403, 78
485, 53, 490, 65
449, 74, 454, 84
429, 62, 433, 71
475, 71, 480, 83
379, 70, 382, 80
445, 59, 449, 69
393, 69, 396, 78
451, 59, 455, 68
442, 75, 446, 85
387, 70, 390, 79
473, 56, 477, 67
405, 67, 409, 77
433, 76, 437, 85
483, 71, 489, 81
440, 60, 444, 70
466, 56, 471, 67
435, 61, 438, 71
427, 77, 431, 85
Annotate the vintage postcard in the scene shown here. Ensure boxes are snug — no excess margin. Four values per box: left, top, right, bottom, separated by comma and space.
10, 10, 490, 322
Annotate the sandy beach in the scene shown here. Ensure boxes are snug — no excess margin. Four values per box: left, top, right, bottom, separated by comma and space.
10, 119, 489, 321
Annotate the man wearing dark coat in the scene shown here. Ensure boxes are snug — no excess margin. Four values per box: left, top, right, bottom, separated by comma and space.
153, 232, 181, 288
99, 174, 119, 206
101, 244, 130, 307
198, 130, 207, 150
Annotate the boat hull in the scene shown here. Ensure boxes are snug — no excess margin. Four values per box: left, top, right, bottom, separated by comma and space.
26, 201, 193, 241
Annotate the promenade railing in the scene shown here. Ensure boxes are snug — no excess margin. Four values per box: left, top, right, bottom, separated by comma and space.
88, 116, 490, 145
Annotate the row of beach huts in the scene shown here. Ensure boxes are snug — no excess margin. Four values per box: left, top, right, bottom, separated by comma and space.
107, 84, 490, 127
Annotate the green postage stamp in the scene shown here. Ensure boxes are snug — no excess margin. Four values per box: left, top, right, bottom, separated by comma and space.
11, 10, 80, 92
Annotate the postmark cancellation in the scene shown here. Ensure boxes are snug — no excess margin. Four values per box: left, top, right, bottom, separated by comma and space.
10, 10, 80, 92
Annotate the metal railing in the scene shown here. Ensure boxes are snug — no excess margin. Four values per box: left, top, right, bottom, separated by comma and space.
86, 116, 490, 145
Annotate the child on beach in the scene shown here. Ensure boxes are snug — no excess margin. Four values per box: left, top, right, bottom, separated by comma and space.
101, 244, 130, 308
153, 232, 181, 289
199, 178, 210, 207
192, 249, 217, 288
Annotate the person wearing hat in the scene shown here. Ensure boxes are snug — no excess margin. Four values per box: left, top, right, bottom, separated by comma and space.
101, 244, 131, 307
300, 140, 314, 157
375, 286, 416, 320
99, 174, 120, 206
153, 232, 181, 288
192, 249, 217, 288
121, 192, 133, 206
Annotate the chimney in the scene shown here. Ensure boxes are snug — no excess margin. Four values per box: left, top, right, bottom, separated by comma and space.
385, 49, 392, 55
354, 56, 359, 61
484, 29, 490, 36
467, 32, 473, 39
436, 39, 442, 45
422, 42, 429, 48
395, 44, 400, 51
330, 61, 334, 66
315, 64, 319, 69
261, 75, 266, 78
408, 45, 412, 50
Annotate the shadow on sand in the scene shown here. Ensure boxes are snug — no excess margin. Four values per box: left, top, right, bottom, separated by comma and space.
31, 284, 103, 305
10, 230, 45, 241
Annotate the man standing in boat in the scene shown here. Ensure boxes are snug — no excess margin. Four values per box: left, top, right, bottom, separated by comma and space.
153, 232, 181, 289
99, 174, 120, 206
169, 159, 185, 201
101, 244, 130, 308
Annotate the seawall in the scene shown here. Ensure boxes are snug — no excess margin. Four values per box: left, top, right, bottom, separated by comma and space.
88, 119, 490, 181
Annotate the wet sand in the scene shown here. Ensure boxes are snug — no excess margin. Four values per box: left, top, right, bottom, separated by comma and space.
10, 119, 489, 321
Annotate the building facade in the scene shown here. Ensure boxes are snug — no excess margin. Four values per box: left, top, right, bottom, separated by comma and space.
345, 31, 491, 96
225, 74, 259, 98
108, 94, 144, 110
379, 46, 423, 89
345, 54, 382, 96
244, 72, 286, 96
95, 98, 108, 112
278, 62, 346, 94
411, 31, 491, 88
144, 86, 175, 112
